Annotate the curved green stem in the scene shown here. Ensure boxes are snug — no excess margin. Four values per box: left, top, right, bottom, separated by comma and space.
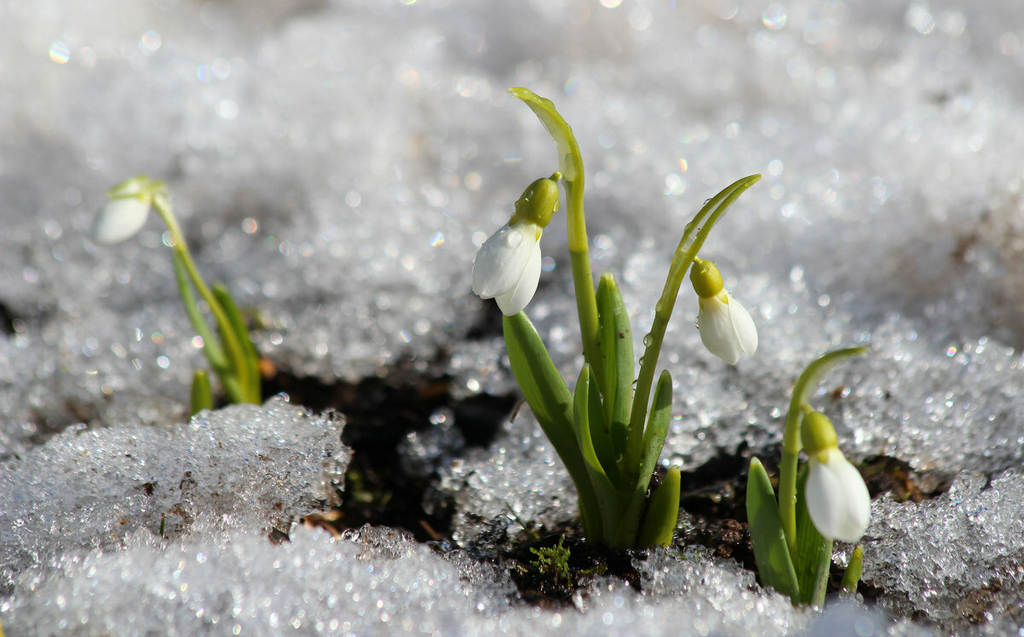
152, 192, 256, 404
624, 175, 761, 472
779, 346, 868, 553
508, 88, 604, 392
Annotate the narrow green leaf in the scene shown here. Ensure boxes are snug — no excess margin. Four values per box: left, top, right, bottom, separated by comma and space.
173, 251, 228, 374
502, 313, 572, 429
636, 468, 680, 547
508, 87, 583, 186
746, 457, 799, 601
573, 366, 623, 540
841, 545, 864, 596
611, 370, 673, 548
503, 313, 601, 540
189, 370, 213, 417
635, 370, 672, 489
794, 464, 833, 606
586, 372, 622, 487
597, 272, 633, 451
213, 284, 261, 403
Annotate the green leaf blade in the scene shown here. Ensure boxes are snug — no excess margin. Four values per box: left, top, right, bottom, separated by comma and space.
573, 366, 624, 541
841, 545, 864, 596
508, 87, 583, 185
502, 313, 573, 431
746, 457, 800, 601
503, 313, 601, 539
586, 373, 622, 487
635, 370, 672, 490
172, 251, 228, 374
212, 284, 261, 403
189, 370, 213, 417
636, 467, 680, 547
794, 465, 833, 606
597, 272, 633, 450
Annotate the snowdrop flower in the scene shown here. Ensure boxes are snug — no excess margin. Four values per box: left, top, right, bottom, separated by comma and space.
802, 410, 871, 543
91, 176, 158, 245
689, 258, 757, 365
472, 174, 560, 315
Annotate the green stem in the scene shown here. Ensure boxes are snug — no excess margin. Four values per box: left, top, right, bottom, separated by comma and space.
841, 545, 864, 595
565, 168, 604, 392
779, 346, 868, 554
624, 175, 761, 472
506, 89, 604, 396
779, 401, 805, 555
152, 193, 255, 404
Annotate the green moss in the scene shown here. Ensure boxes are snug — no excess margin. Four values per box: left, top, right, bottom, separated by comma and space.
529, 536, 571, 586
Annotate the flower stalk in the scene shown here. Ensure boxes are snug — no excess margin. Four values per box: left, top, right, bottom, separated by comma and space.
746, 347, 869, 606
93, 176, 261, 411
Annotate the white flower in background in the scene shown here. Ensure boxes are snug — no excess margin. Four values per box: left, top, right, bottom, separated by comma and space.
802, 410, 871, 543
91, 176, 158, 245
689, 258, 757, 365
472, 220, 543, 315
472, 174, 560, 316
92, 197, 151, 244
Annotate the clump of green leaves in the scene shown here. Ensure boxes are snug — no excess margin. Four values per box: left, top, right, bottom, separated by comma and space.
93, 177, 262, 414
746, 348, 870, 605
476, 88, 760, 548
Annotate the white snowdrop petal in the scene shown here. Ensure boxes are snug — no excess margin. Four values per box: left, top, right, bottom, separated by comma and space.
697, 294, 743, 365
806, 450, 871, 543
697, 291, 758, 365
471, 223, 538, 299
494, 239, 541, 315
91, 197, 151, 245
727, 295, 758, 356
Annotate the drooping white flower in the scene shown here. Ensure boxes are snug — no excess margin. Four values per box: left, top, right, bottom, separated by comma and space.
472, 221, 543, 315
690, 258, 757, 365
805, 447, 871, 542
471, 174, 560, 316
91, 176, 160, 245
801, 409, 871, 543
92, 196, 152, 245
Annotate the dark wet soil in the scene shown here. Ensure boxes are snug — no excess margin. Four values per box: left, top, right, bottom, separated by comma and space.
263, 354, 515, 543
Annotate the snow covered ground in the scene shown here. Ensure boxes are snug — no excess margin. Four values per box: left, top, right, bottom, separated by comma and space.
2, 0, 1023, 634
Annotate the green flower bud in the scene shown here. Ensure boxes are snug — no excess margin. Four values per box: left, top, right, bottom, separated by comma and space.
689, 258, 724, 299
801, 410, 839, 460
511, 173, 561, 228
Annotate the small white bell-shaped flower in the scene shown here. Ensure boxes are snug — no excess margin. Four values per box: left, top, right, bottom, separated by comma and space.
91, 176, 159, 245
802, 410, 871, 543
689, 258, 757, 365
472, 174, 560, 316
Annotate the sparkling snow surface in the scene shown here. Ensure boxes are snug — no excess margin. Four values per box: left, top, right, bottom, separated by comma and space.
3, 0, 1024, 634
